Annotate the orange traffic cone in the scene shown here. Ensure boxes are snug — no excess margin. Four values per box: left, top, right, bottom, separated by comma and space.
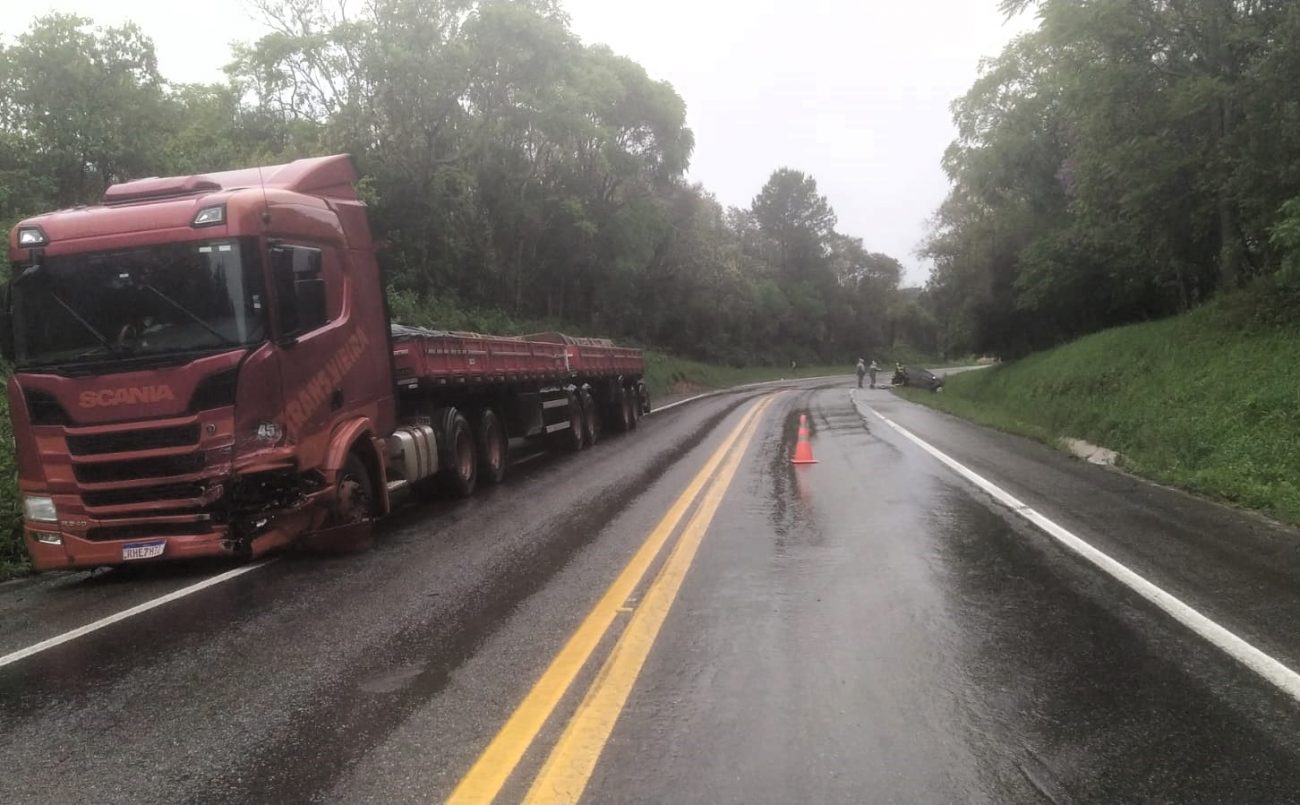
792, 413, 818, 465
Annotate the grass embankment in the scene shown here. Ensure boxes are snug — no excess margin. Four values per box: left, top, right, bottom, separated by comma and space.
896, 288, 1300, 526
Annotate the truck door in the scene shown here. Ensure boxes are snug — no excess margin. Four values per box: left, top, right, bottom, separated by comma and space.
269, 242, 357, 466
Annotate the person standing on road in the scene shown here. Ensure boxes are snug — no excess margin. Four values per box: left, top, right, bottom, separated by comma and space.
856, 358, 867, 388
869, 360, 880, 389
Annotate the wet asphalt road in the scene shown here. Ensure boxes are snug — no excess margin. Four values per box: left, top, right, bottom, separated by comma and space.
4, 378, 1300, 803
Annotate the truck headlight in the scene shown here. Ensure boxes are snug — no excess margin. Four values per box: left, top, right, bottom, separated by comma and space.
23, 495, 57, 522
17, 226, 48, 246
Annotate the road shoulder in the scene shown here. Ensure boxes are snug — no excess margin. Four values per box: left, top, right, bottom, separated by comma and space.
857, 387, 1300, 674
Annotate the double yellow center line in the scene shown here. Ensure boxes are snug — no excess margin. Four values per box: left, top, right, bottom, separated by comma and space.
448, 394, 777, 805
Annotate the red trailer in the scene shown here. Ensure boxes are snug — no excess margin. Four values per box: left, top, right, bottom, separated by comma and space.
4, 155, 648, 571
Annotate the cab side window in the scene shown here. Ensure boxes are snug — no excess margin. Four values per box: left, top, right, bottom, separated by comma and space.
270, 244, 327, 337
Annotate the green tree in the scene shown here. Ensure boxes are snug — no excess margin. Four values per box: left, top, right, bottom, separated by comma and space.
751, 168, 837, 278
0, 3, 906, 370
0, 14, 170, 225
929, 0, 1300, 357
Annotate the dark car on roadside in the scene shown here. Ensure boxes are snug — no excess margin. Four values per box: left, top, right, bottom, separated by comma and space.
893, 366, 944, 392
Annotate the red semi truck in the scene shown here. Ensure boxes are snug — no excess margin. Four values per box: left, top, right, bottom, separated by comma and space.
3, 155, 648, 571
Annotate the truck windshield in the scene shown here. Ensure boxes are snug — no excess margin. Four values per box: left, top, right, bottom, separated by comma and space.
11, 238, 267, 370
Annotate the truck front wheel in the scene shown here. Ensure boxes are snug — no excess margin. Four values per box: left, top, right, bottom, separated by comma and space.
437, 407, 477, 497
302, 452, 377, 554
335, 453, 376, 525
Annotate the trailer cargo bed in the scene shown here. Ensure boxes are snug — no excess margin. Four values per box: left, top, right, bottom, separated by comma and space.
390, 325, 644, 388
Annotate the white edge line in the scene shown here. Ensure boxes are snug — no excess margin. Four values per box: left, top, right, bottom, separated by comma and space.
854, 391, 1300, 702
0, 559, 273, 670
650, 374, 848, 416
650, 392, 715, 414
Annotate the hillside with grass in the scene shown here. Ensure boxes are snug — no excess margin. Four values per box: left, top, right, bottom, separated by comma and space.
898, 285, 1300, 526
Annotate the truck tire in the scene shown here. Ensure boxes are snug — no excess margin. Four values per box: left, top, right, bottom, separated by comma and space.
475, 407, 507, 485
334, 453, 377, 525
557, 391, 585, 452
637, 381, 651, 415
579, 388, 599, 447
624, 387, 639, 431
301, 451, 378, 555
437, 407, 477, 497
607, 386, 631, 433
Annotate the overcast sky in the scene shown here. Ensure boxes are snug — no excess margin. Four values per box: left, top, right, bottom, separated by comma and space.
7, 1, 1034, 284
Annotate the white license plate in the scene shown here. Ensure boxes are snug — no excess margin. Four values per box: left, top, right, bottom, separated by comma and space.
121, 540, 166, 561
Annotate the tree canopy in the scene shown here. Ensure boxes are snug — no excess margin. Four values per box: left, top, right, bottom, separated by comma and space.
927, 0, 1300, 357
0, 2, 920, 367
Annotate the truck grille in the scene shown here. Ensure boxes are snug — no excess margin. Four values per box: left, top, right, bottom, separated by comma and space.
67, 424, 200, 456
86, 522, 214, 542
82, 482, 208, 508
39, 405, 236, 542
73, 453, 206, 484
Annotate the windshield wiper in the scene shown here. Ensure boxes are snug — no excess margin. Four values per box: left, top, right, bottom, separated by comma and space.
140, 282, 238, 347
47, 292, 120, 357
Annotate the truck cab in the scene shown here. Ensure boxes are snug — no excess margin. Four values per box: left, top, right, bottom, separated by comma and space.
5, 155, 396, 570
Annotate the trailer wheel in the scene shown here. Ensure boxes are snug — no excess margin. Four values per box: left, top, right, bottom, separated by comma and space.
579, 390, 598, 447
607, 386, 631, 433
558, 391, 585, 452
476, 408, 507, 485
624, 387, 639, 431
637, 381, 651, 415
579, 388, 599, 447
437, 407, 477, 497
